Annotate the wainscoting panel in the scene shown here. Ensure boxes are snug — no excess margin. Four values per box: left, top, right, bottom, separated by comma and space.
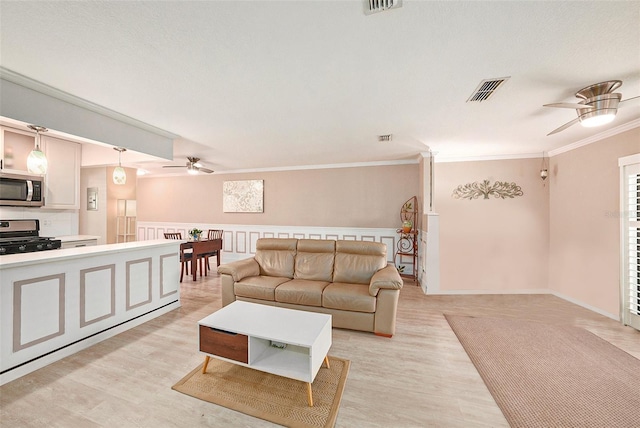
80, 265, 115, 327
223, 231, 234, 253
160, 254, 180, 298
137, 223, 401, 264
126, 258, 152, 310
249, 232, 260, 254
13, 274, 65, 352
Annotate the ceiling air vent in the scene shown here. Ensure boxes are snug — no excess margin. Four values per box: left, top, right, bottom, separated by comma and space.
467, 77, 510, 102
364, 0, 403, 15
378, 134, 392, 142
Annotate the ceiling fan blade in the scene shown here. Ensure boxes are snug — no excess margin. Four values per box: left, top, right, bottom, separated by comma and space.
162, 165, 186, 168
547, 118, 580, 136
197, 167, 214, 174
619, 95, 640, 106
543, 102, 593, 109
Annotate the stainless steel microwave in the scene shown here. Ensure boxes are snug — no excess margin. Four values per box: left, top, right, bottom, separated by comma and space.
0, 172, 44, 207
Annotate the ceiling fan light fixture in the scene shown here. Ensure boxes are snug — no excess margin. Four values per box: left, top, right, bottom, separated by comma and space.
186, 164, 199, 175
580, 112, 616, 128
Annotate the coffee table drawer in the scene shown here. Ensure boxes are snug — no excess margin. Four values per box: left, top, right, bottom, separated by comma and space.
199, 325, 249, 363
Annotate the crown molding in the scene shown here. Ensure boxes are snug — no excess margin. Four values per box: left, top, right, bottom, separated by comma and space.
548, 118, 640, 157
433, 153, 542, 163
214, 159, 419, 174
0, 67, 178, 139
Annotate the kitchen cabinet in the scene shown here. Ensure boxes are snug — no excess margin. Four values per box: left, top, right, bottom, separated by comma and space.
42, 135, 81, 209
0, 126, 35, 173
58, 235, 99, 249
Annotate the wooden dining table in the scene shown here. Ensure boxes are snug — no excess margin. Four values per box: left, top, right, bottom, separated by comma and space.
180, 238, 222, 281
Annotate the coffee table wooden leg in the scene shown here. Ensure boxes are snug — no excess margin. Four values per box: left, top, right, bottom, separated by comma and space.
307, 383, 313, 407
324, 355, 330, 369
202, 356, 210, 374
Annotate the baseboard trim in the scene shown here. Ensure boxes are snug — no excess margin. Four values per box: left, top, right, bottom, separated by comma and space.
426, 288, 552, 295
549, 291, 619, 321
425, 288, 620, 321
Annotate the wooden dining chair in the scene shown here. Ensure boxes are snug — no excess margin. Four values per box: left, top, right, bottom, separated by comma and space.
164, 232, 191, 282
204, 229, 224, 272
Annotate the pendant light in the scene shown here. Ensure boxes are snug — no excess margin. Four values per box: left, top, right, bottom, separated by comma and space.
26, 125, 48, 174
113, 147, 127, 185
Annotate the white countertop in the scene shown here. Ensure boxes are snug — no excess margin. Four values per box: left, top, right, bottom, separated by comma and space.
0, 239, 180, 269
55, 235, 101, 242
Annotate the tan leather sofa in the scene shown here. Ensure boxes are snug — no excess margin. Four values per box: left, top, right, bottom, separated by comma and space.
218, 238, 404, 337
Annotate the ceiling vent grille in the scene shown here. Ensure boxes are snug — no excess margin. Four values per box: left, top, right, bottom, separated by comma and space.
378, 134, 393, 142
364, 0, 402, 15
467, 77, 510, 102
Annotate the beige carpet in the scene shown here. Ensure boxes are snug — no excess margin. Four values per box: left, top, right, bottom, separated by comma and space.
445, 315, 640, 428
172, 356, 350, 428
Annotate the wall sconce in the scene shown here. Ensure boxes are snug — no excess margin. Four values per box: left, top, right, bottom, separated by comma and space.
113, 147, 127, 185
26, 125, 48, 174
540, 153, 548, 182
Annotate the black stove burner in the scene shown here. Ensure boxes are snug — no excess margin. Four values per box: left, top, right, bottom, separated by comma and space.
0, 219, 62, 255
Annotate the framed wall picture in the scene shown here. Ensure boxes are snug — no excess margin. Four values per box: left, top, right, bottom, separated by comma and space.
223, 180, 264, 213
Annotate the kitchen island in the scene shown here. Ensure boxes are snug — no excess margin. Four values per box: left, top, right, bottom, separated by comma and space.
0, 239, 181, 385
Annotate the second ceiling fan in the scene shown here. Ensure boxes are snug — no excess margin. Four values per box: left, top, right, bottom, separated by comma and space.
543, 80, 639, 135
163, 156, 214, 174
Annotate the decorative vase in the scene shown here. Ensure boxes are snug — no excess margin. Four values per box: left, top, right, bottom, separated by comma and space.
402, 221, 412, 233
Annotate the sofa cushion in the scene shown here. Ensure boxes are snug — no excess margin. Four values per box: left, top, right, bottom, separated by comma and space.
235, 276, 291, 301
275, 279, 329, 307
322, 282, 377, 313
255, 238, 297, 278
294, 239, 335, 282
333, 240, 387, 285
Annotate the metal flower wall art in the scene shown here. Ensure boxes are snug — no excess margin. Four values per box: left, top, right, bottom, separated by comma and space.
452, 179, 524, 200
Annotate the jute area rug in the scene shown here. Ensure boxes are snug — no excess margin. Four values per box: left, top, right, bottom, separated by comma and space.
445, 315, 640, 428
172, 355, 350, 428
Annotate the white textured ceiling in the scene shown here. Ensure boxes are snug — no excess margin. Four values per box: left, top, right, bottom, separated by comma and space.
1, 1, 639, 174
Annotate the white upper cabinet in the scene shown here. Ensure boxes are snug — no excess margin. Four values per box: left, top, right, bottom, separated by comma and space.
0, 126, 36, 173
42, 135, 81, 209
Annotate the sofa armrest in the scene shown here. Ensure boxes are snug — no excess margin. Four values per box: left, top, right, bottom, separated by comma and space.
217, 258, 260, 282
369, 264, 403, 296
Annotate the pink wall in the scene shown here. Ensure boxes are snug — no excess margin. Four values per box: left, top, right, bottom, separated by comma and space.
136, 164, 419, 228
434, 158, 550, 292
549, 127, 639, 317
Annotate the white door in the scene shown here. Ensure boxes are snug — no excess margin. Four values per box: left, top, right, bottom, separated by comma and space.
620, 155, 640, 331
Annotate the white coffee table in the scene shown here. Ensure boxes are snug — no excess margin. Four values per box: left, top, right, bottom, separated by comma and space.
198, 301, 332, 406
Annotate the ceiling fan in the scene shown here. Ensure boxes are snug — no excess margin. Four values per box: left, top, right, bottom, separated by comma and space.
162, 156, 214, 174
544, 80, 639, 136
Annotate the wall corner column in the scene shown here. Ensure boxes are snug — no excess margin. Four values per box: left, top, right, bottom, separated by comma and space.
419, 151, 440, 294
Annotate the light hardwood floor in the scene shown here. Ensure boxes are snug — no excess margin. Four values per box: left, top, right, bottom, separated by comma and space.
1, 274, 639, 427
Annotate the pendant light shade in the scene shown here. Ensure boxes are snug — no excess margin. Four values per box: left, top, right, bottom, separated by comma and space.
113, 147, 127, 185
27, 125, 48, 175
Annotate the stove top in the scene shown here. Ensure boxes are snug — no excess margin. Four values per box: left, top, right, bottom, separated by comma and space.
0, 219, 62, 255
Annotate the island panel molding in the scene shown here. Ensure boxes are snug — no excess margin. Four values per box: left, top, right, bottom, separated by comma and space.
80, 265, 116, 327
13, 274, 65, 352
160, 254, 180, 298
0, 240, 181, 385
126, 258, 153, 310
